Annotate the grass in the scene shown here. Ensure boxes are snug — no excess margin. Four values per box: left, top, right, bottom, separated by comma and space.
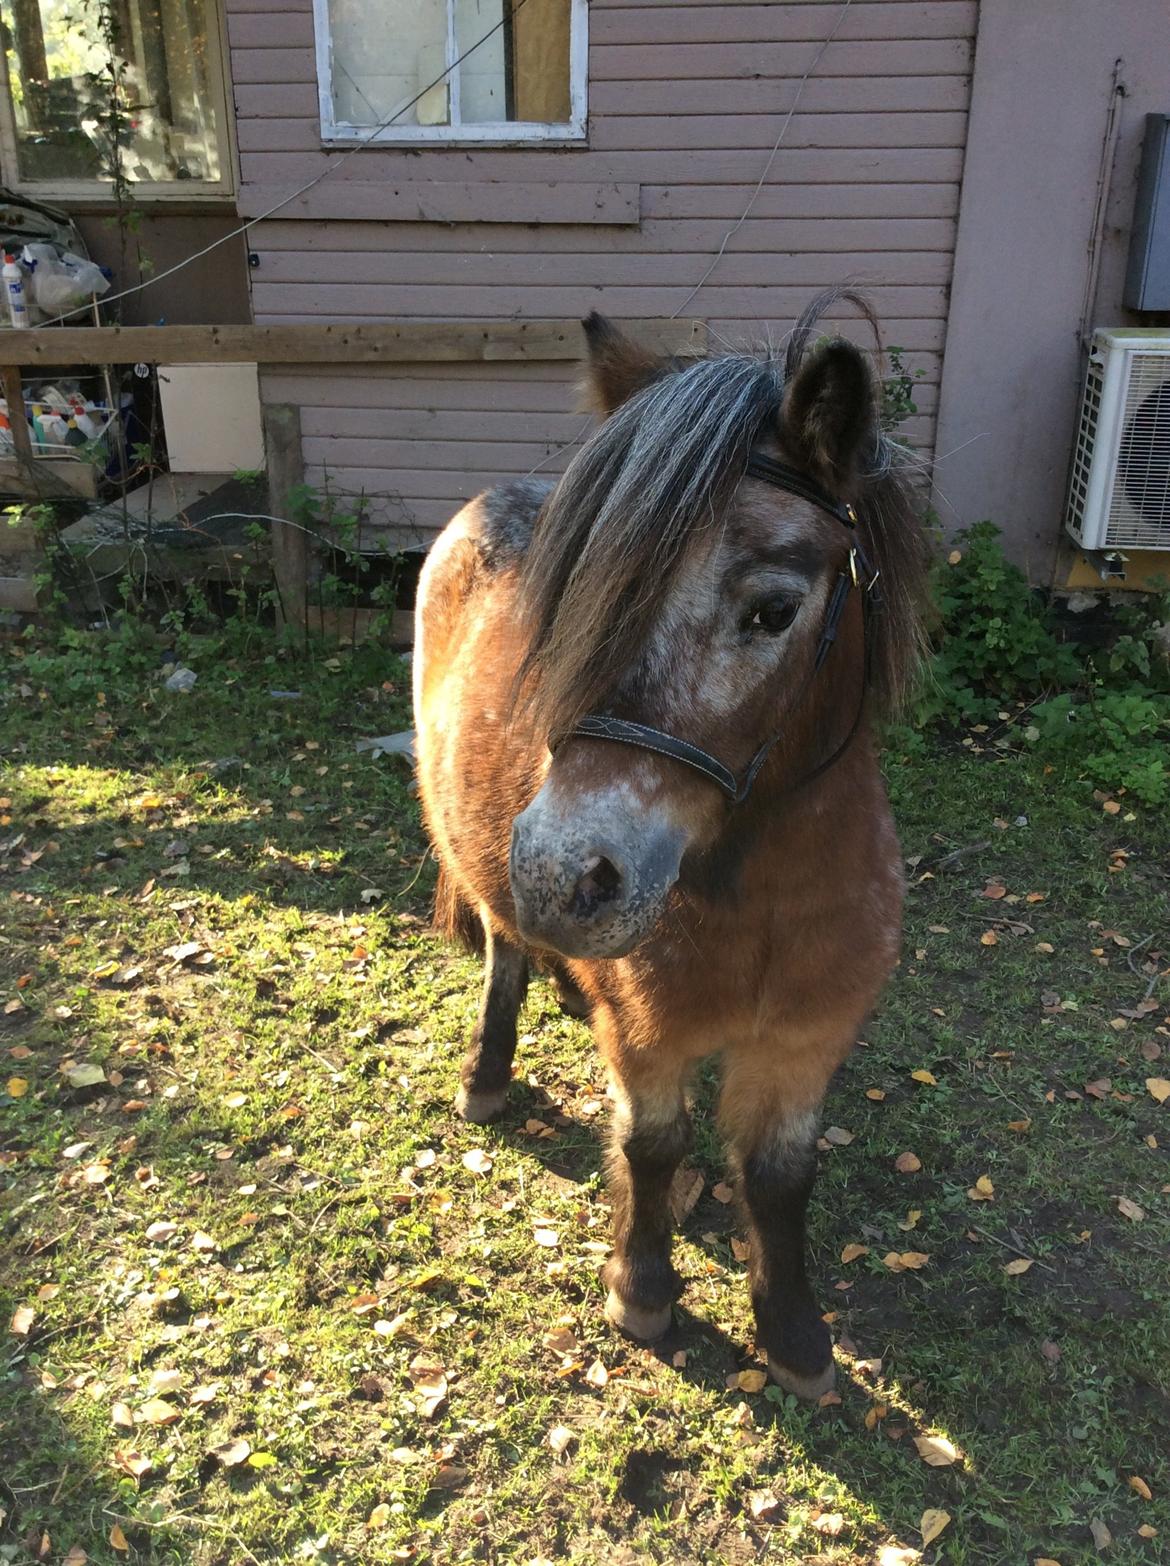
1, 626, 1168, 1566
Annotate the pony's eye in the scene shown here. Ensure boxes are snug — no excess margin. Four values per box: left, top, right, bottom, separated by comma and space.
743, 595, 800, 636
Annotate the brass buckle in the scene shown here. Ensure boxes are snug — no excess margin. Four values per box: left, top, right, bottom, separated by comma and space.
849, 547, 881, 594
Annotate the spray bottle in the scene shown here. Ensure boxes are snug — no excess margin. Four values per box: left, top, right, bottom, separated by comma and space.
3, 254, 29, 329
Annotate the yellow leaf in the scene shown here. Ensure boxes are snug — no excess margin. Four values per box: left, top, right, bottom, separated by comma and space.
6, 1076, 28, 1097
840, 1243, 869, 1264
109, 1525, 129, 1554
1129, 1474, 1152, 1501
920, 1508, 951, 1546
980, 929, 999, 946
910, 1070, 937, 1086
1146, 1078, 1170, 1105
865, 1088, 886, 1101
894, 1151, 922, 1173
1102, 798, 1121, 814
914, 1434, 959, 1466
136, 1397, 180, 1426
735, 1368, 767, 1393
1007, 1118, 1032, 1133
968, 1174, 995, 1201
1035, 1559, 1063, 1565
897, 1208, 923, 1232
1138, 1524, 1158, 1539
1003, 1257, 1033, 1275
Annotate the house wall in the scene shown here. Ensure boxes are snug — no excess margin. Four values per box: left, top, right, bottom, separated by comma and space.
932, 0, 1170, 577
226, 0, 977, 546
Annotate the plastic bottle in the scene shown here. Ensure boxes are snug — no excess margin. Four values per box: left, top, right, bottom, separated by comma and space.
3, 254, 30, 328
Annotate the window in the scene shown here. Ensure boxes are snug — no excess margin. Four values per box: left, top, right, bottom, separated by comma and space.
316, 0, 586, 143
0, 0, 232, 196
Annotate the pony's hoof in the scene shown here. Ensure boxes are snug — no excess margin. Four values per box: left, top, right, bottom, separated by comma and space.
604, 1289, 672, 1341
455, 1084, 507, 1123
767, 1355, 836, 1402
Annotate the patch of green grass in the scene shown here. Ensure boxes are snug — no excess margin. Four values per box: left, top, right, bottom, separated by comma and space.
1, 634, 1168, 1565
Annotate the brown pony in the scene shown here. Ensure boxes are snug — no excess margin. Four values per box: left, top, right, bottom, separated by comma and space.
413, 297, 928, 1398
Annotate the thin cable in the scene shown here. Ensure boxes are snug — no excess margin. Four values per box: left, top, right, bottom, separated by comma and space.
34, 0, 532, 329
671, 0, 854, 318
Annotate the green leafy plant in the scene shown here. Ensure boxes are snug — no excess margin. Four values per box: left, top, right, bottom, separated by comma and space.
910, 522, 1170, 805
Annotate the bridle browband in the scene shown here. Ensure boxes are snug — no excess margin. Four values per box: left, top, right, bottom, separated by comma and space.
550, 451, 881, 806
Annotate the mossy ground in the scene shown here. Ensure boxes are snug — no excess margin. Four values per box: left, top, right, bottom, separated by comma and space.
1, 631, 1168, 1565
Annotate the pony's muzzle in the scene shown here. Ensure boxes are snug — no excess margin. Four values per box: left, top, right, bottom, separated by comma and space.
508, 805, 683, 959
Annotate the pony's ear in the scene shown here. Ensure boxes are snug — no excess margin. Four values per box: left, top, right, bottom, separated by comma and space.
580, 312, 668, 416
779, 338, 876, 482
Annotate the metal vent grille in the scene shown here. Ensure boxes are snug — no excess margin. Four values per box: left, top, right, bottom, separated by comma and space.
1067, 356, 1103, 539
1107, 353, 1170, 547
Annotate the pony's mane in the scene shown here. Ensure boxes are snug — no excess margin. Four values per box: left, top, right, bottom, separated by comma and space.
519, 298, 930, 736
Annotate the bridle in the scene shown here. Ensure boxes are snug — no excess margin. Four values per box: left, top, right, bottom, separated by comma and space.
550, 452, 881, 806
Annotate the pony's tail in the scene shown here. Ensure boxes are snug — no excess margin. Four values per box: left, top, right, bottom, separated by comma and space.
433, 862, 485, 955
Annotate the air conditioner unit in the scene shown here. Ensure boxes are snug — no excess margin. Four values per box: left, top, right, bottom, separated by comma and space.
1066, 328, 1170, 551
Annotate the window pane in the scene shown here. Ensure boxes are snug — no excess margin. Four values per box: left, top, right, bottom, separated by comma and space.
2, 0, 222, 184
325, 0, 572, 130
328, 0, 449, 128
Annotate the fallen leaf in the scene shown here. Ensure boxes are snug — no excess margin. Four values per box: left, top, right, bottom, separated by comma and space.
910, 1070, 937, 1086
866, 1088, 886, 1101
734, 1368, 767, 1393
812, 1511, 844, 1536
210, 1437, 251, 1467
883, 1251, 929, 1272
547, 1424, 574, 1456
136, 1397, 180, 1426
62, 1548, 86, 1566
877, 1550, 921, 1566
982, 881, 1007, 899
897, 1208, 923, 1232
980, 929, 999, 946
111, 1401, 134, 1429
248, 1451, 277, 1469
968, 1174, 995, 1201
190, 1230, 217, 1252
823, 1125, 854, 1145
1129, 1474, 1152, 1501
894, 1151, 922, 1173
64, 1062, 106, 1089
1007, 1118, 1032, 1133
840, 1243, 869, 1264
461, 1148, 493, 1176
1116, 1195, 1145, 1222
584, 1358, 609, 1389
543, 1324, 580, 1356
7, 1077, 28, 1097
533, 1227, 559, 1248
1084, 1078, 1111, 1100
711, 1181, 735, 1204
409, 1359, 447, 1418
109, 1525, 129, 1554
373, 1314, 410, 1337
112, 1448, 152, 1481
145, 1221, 178, 1243
747, 1489, 783, 1522
367, 1503, 391, 1528
730, 1236, 751, 1262
1003, 1257, 1034, 1276
1138, 1524, 1158, 1539
913, 1434, 959, 1466
1102, 799, 1121, 815
82, 1162, 110, 1185
1090, 1518, 1112, 1549
920, 1508, 951, 1547
669, 1166, 704, 1222
1146, 1077, 1170, 1105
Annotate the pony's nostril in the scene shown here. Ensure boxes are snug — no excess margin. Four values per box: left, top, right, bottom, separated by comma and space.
569, 854, 624, 919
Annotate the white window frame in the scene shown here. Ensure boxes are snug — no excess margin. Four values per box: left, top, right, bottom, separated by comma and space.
314, 0, 587, 145
0, 0, 235, 202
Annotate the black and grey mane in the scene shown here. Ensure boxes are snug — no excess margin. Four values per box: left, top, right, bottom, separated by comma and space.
519, 295, 930, 732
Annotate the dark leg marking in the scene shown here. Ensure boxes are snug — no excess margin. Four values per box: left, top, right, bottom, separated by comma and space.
603, 1095, 692, 1340
739, 1124, 834, 1400
455, 921, 528, 1123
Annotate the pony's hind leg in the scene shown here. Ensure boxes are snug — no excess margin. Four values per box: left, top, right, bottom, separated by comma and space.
454, 913, 529, 1124
602, 1053, 692, 1341
721, 1048, 836, 1401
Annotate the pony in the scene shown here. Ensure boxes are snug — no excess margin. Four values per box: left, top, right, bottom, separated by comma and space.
412, 295, 929, 1398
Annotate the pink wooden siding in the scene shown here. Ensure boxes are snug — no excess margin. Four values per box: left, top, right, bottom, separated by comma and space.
226, 0, 976, 546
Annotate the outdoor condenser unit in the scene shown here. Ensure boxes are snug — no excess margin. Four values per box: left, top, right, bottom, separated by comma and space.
1066, 328, 1170, 551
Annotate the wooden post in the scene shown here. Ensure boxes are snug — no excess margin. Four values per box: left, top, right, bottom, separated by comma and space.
2, 364, 35, 471
263, 402, 308, 639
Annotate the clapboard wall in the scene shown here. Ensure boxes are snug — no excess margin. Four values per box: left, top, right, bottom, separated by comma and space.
226, 0, 977, 544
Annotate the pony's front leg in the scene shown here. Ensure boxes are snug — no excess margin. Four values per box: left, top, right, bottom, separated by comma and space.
721, 1049, 836, 1401
454, 916, 528, 1123
601, 1052, 692, 1341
